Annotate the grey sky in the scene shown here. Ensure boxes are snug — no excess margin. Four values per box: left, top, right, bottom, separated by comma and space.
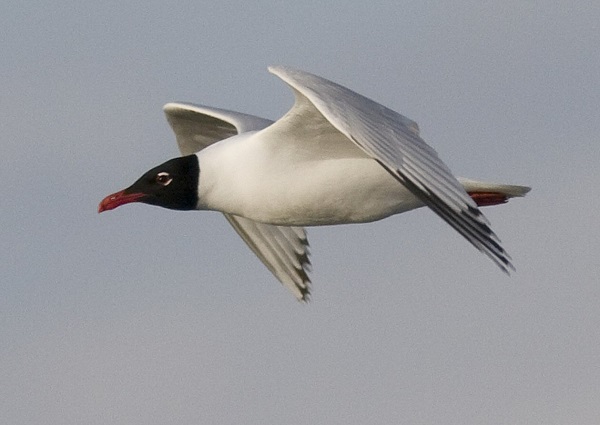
2, 1, 599, 424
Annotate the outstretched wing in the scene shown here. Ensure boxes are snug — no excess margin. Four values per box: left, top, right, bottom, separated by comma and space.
163, 102, 273, 155
224, 215, 311, 300
163, 102, 312, 300
267, 66, 513, 272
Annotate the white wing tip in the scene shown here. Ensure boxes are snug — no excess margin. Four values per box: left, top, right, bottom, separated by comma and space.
163, 102, 192, 118
163, 102, 181, 111
268, 65, 299, 78
163, 102, 198, 114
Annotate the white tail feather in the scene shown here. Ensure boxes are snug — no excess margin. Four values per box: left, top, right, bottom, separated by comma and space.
458, 177, 531, 199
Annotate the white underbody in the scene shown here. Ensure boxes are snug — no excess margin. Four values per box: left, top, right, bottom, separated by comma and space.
197, 132, 435, 226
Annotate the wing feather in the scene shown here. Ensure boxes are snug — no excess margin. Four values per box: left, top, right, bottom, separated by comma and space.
163, 102, 273, 155
268, 66, 512, 271
224, 214, 311, 301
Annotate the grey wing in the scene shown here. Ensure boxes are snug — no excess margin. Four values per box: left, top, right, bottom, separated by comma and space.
268, 66, 513, 272
224, 215, 311, 301
163, 102, 273, 155
163, 102, 313, 300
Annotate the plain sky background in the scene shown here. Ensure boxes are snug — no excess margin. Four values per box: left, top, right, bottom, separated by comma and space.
2, 1, 599, 424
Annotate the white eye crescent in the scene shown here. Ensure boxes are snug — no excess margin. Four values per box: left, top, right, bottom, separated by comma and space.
156, 172, 173, 186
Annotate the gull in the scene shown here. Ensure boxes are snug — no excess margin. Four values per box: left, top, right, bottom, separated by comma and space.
99, 66, 530, 300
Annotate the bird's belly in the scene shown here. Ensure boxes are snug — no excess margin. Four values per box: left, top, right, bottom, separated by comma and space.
236, 158, 424, 226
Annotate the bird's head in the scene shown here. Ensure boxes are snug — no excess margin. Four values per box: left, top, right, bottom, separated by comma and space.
98, 155, 199, 213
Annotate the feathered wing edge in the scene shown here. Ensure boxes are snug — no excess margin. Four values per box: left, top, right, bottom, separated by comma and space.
268, 65, 515, 272
224, 214, 312, 301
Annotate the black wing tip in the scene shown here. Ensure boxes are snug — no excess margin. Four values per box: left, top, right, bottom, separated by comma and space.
295, 255, 312, 303
298, 287, 311, 303
391, 167, 518, 275
294, 236, 312, 302
494, 251, 516, 275
295, 276, 312, 302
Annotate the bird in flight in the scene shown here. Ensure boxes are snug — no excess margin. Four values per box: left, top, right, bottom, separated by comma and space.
99, 66, 530, 301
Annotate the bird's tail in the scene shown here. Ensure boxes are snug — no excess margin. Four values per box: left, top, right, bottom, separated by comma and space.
457, 177, 531, 207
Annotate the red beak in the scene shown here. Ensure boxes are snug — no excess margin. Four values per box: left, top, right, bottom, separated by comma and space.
98, 190, 146, 213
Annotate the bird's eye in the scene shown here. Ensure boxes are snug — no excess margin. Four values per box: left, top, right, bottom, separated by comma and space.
156, 172, 173, 186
